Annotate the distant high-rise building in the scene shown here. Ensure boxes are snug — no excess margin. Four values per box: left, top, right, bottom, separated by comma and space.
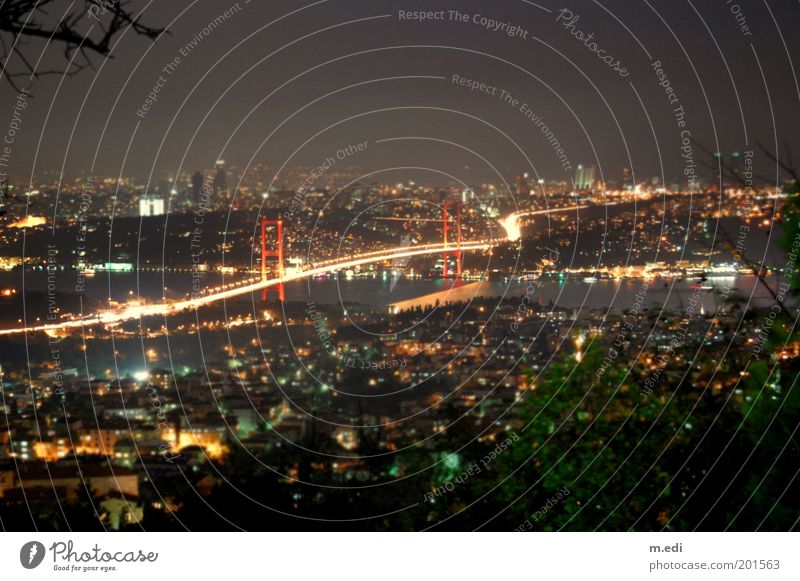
574, 164, 596, 190
515, 174, 530, 196
191, 171, 204, 203
213, 161, 227, 195
139, 198, 165, 216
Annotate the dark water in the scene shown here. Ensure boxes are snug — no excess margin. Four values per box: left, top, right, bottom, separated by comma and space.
0, 268, 782, 313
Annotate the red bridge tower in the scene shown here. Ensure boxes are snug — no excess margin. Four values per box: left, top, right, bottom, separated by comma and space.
442, 201, 462, 279
260, 218, 285, 301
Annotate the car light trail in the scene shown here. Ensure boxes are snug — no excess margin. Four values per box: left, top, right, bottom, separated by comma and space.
0, 241, 493, 336
0, 205, 587, 336
499, 204, 590, 242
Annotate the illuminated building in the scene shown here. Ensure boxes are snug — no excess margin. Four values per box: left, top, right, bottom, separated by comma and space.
139, 198, 165, 216
574, 164, 596, 190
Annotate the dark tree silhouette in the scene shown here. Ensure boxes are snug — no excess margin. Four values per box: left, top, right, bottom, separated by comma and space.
0, 0, 163, 91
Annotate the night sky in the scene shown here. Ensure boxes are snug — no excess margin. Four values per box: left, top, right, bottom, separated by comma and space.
1, 0, 799, 186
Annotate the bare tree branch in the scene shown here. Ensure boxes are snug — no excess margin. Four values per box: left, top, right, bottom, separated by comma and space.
758, 141, 800, 182
0, 0, 164, 90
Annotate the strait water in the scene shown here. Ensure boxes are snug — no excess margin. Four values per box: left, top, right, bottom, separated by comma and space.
0, 269, 782, 314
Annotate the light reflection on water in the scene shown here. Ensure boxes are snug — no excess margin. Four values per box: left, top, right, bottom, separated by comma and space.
1, 269, 781, 313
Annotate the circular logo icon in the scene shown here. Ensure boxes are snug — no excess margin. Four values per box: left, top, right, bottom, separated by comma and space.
19, 541, 46, 569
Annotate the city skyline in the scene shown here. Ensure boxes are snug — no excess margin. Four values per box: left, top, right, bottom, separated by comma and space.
1, 1, 799, 183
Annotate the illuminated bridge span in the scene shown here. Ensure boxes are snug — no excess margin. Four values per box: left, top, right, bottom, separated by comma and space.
0, 205, 589, 336
0, 241, 494, 336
